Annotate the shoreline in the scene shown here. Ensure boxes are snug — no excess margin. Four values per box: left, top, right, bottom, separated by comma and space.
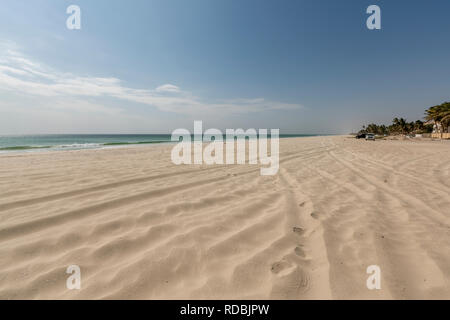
0, 134, 337, 156
2, 133, 448, 157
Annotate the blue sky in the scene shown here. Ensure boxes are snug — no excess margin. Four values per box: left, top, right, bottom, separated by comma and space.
0, 0, 449, 134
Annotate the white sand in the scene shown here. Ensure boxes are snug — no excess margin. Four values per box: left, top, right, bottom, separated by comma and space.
0, 136, 449, 299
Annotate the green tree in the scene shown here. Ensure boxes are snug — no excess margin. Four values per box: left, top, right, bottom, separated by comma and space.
391, 117, 408, 134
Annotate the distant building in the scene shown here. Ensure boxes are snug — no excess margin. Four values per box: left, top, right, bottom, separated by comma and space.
424, 120, 447, 133
426, 120, 450, 139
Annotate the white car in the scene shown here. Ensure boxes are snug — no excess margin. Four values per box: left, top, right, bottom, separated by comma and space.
365, 133, 375, 141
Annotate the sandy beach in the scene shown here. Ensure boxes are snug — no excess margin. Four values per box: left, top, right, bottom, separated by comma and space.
0, 135, 449, 299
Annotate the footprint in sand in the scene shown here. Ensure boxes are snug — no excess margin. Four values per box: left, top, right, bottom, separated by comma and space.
310, 212, 319, 220
293, 227, 305, 235
271, 260, 296, 277
294, 246, 307, 258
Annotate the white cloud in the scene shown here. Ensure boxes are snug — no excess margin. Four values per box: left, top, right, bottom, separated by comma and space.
155, 84, 180, 93
0, 42, 303, 117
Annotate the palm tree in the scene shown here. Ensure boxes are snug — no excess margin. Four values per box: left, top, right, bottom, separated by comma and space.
440, 102, 450, 132
413, 120, 424, 133
391, 118, 400, 134
399, 118, 408, 134
366, 123, 379, 134
392, 117, 408, 134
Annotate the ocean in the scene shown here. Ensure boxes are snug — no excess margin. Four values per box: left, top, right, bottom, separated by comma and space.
0, 134, 322, 153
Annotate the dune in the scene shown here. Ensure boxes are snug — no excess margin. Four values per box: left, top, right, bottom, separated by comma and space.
0, 136, 449, 299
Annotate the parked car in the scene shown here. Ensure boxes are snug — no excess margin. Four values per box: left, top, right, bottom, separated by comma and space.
356, 133, 366, 139
365, 133, 375, 141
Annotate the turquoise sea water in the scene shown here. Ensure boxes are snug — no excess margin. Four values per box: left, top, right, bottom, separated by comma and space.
0, 134, 322, 153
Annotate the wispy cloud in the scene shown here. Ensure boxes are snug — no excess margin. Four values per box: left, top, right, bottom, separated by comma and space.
0, 42, 303, 116
155, 84, 181, 93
